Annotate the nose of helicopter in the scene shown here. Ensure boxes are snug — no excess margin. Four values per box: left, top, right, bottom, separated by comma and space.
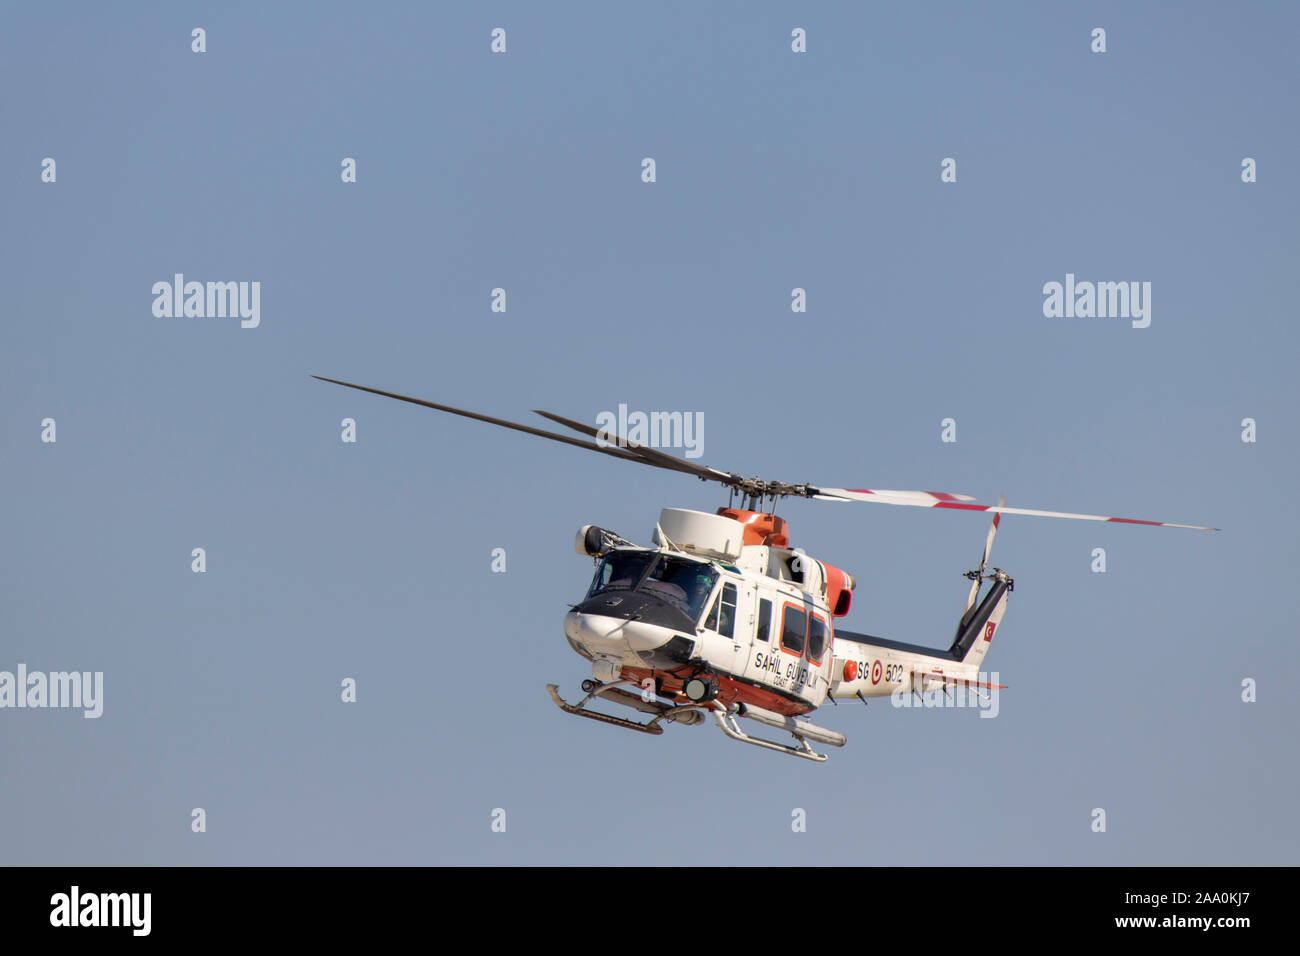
565, 591, 699, 663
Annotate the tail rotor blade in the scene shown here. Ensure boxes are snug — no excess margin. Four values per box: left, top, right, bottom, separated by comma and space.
964, 495, 1004, 615
980, 495, 1004, 573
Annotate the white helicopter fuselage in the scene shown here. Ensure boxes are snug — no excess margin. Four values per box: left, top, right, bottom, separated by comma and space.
565, 508, 1010, 721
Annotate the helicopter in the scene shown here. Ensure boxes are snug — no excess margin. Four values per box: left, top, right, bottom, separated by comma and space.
313, 376, 1216, 762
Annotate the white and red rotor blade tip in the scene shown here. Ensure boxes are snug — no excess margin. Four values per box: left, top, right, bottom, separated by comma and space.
943, 500, 1216, 531
815, 487, 1216, 531
813, 488, 978, 504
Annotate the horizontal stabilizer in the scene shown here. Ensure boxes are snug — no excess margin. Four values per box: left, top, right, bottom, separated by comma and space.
916, 672, 1006, 691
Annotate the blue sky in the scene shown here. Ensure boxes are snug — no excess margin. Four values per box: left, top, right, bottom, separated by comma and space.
3, 1, 1297, 864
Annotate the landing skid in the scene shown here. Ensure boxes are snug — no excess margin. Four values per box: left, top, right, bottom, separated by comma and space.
712, 710, 829, 762
546, 681, 710, 736
547, 680, 843, 762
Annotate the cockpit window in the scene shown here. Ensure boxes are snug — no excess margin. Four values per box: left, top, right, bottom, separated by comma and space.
588, 552, 719, 621
587, 551, 654, 597
643, 558, 720, 621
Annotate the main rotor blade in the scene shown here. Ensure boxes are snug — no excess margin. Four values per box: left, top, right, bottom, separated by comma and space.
312, 376, 698, 475
955, 501, 1216, 531
812, 488, 978, 503
312, 378, 1215, 530
815, 487, 1216, 531
530, 409, 731, 483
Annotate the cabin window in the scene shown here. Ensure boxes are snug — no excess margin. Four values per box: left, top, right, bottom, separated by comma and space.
808, 613, 827, 663
704, 582, 738, 638
755, 599, 772, 642
780, 605, 806, 655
